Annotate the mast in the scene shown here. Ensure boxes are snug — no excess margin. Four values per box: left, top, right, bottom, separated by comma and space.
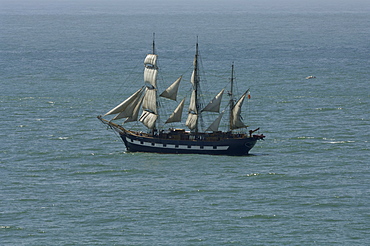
229, 63, 235, 131
152, 33, 156, 54
194, 40, 200, 133
186, 39, 201, 133
153, 33, 156, 132
140, 33, 159, 133
151, 33, 157, 133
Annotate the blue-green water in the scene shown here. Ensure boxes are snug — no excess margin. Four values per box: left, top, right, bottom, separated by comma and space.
1, 0, 369, 245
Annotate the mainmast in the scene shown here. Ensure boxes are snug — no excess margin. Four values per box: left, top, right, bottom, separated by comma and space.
229, 63, 235, 131
186, 39, 201, 133
194, 41, 200, 133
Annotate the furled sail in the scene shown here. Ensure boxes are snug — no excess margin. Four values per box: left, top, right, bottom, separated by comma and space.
202, 89, 224, 112
186, 42, 200, 132
206, 111, 225, 132
188, 90, 197, 113
230, 91, 248, 130
139, 110, 158, 129
190, 70, 195, 86
159, 76, 182, 101
187, 90, 198, 131
104, 88, 143, 116
165, 98, 185, 124
185, 113, 198, 130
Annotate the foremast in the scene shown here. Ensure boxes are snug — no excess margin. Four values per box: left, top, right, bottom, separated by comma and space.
101, 34, 185, 133
139, 33, 159, 133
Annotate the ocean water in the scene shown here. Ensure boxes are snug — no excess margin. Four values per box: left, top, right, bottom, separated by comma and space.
1, 0, 369, 245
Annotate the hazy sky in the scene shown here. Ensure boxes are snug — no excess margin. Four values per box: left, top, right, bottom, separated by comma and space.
1, 0, 370, 14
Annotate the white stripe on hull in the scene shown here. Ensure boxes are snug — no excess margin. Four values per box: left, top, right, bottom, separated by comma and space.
125, 137, 229, 151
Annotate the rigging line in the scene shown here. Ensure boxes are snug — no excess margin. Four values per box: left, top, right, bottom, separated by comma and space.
109, 124, 124, 142
196, 54, 230, 104
109, 57, 143, 104
158, 43, 196, 81
221, 101, 232, 132
246, 89, 252, 126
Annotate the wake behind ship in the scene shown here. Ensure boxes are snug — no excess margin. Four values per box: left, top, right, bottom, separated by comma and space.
98, 37, 264, 155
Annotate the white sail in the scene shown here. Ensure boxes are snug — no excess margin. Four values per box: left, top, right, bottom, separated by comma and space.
159, 76, 182, 101
104, 88, 143, 116
144, 67, 158, 88
186, 42, 200, 132
142, 87, 157, 114
165, 98, 185, 124
202, 89, 224, 113
206, 111, 224, 132
190, 70, 195, 86
139, 110, 158, 129
230, 91, 248, 130
186, 113, 198, 130
113, 93, 143, 120
124, 96, 144, 123
144, 54, 157, 67
188, 90, 197, 113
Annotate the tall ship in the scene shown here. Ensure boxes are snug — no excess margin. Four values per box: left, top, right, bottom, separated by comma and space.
98, 37, 264, 155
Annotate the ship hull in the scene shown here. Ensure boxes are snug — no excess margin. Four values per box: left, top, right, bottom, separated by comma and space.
119, 131, 258, 156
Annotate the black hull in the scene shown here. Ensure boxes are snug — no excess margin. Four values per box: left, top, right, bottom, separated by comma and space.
120, 131, 258, 156
97, 117, 264, 156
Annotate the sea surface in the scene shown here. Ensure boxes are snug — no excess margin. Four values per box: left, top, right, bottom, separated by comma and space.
1, 0, 369, 245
